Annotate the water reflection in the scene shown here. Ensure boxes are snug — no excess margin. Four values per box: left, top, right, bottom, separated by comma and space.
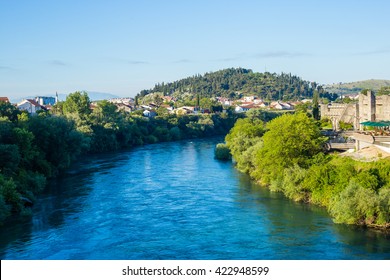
237, 173, 390, 259
333, 224, 390, 257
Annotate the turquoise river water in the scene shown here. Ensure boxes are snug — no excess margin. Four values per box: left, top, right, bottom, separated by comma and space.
0, 138, 389, 259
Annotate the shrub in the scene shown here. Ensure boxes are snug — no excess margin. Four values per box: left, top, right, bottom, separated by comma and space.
377, 188, 390, 225
329, 181, 379, 225
281, 164, 309, 202
214, 143, 231, 161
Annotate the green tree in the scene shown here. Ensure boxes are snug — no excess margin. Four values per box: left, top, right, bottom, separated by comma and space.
215, 143, 231, 160
153, 94, 163, 106
0, 101, 20, 122
253, 113, 326, 183
62, 91, 91, 117
27, 115, 87, 176
91, 100, 119, 128
0, 144, 20, 176
225, 119, 265, 157
312, 90, 320, 120
294, 103, 309, 114
156, 107, 169, 117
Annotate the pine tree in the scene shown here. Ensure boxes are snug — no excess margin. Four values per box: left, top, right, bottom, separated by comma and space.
312, 90, 320, 120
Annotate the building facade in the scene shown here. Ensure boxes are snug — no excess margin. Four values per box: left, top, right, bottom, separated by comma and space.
359, 91, 390, 122
320, 91, 390, 130
35, 96, 56, 106
17, 99, 43, 115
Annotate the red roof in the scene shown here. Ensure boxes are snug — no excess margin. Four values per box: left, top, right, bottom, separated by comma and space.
26, 99, 41, 107
0, 97, 10, 103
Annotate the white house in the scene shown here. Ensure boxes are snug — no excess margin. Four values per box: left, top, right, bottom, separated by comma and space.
280, 102, 293, 110
257, 102, 267, 108
17, 99, 44, 115
116, 103, 133, 113
143, 110, 157, 118
141, 105, 152, 110
243, 96, 256, 102
109, 97, 135, 105
235, 104, 254, 112
235, 105, 244, 113
270, 101, 293, 110
175, 106, 195, 115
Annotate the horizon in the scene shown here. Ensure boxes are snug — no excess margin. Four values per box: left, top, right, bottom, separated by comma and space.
1, 0, 390, 99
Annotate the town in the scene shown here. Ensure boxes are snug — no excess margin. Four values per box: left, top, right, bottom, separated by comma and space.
1, 93, 313, 116
3, 89, 390, 157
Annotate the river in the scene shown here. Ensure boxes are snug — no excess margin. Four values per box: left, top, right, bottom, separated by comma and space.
0, 138, 389, 259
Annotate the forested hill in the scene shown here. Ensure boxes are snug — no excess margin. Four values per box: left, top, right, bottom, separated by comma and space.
138, 68, 336, 101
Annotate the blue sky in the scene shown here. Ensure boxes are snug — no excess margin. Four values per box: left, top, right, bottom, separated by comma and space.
1, 0, 390, 98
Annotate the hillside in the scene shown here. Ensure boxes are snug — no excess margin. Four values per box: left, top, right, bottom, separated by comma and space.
138, 68, 336, 101
325, 79, 390, 95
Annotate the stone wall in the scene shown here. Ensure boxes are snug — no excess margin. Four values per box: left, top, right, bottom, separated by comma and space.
375, 95, 390, 121
320, 103, 358, 129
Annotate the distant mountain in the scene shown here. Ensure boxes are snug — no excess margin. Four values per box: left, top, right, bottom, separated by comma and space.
84, 91, 120, 101
138, 68, 336, 101
10, 91, 119, 104
325, 79, 390, 95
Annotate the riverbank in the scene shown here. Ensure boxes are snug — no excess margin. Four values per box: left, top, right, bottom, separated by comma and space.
224, 113, 390, 230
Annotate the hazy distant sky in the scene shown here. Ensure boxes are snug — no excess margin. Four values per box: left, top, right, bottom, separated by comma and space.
1, 0, 390, 98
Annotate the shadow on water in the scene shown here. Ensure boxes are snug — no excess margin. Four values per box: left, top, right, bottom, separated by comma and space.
236, 173, 390, 259
332, 224, 390, 258
0, 152, 130, 258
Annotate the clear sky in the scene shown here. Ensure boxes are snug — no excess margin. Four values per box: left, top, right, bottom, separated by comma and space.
1, 0, 390, 99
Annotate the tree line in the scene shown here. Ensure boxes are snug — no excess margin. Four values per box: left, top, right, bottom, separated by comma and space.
219, 111, 390, 228
138, 68, 338, 102
0, 92, 240, 224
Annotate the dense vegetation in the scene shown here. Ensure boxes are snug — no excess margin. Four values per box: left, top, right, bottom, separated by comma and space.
224, 112, 390, 228
0, 92, 239, 224
138, 68, 337, 102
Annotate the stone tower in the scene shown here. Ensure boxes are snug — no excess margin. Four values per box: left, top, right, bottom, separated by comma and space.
358, 90, 376, 122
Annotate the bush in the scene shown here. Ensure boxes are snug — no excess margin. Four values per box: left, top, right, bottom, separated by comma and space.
214, 143, 231, 161
329, 181, 379, 225
169, 127, 181, 141
377, 188, 390, 225
281, 164, 309, 202
0, 176, 22, 213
